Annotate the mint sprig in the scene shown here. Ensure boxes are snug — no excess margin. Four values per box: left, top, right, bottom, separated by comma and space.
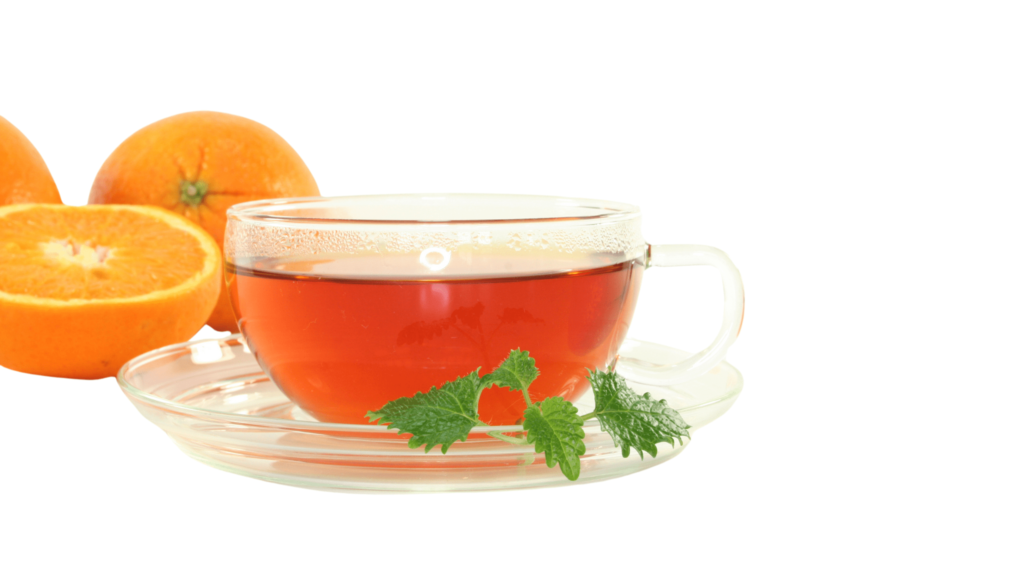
366, 349, 690, 481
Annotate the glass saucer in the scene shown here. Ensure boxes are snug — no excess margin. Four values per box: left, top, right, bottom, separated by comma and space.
118, 335, 743, 492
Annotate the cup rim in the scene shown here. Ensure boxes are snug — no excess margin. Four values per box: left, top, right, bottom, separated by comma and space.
226, 193, 641, 225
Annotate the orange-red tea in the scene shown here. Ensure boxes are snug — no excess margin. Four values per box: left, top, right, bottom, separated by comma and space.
228, 258, 644, 425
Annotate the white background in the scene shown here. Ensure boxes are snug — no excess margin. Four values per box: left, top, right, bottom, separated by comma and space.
1, 2, 1021, 574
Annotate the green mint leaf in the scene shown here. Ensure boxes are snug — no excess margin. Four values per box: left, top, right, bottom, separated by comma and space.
366, 371, 483, 454
522, 397, 586, 481
589, 369, 690, 459
481, 349, 539, 393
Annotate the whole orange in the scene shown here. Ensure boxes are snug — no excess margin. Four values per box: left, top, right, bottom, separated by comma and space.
0, 115, 62, 205
88, 111, 320, 331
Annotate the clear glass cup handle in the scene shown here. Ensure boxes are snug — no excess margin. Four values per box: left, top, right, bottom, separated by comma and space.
616, 244, 745, 385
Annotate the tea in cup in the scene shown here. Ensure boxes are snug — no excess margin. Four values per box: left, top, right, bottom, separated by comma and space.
224, 195, 743, 425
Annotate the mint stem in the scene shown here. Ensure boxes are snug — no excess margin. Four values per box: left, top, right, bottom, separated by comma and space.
521, 388, 533, 407
578, 411, 597, 420
486, 431, 531, 445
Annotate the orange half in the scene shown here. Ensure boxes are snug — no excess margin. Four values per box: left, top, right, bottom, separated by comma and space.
0, 204, 221, 379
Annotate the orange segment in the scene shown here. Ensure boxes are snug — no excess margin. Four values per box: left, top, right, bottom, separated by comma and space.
0, 204, 221, 379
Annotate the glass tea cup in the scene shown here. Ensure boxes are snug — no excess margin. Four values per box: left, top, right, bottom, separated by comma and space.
224, 194, 744, 425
